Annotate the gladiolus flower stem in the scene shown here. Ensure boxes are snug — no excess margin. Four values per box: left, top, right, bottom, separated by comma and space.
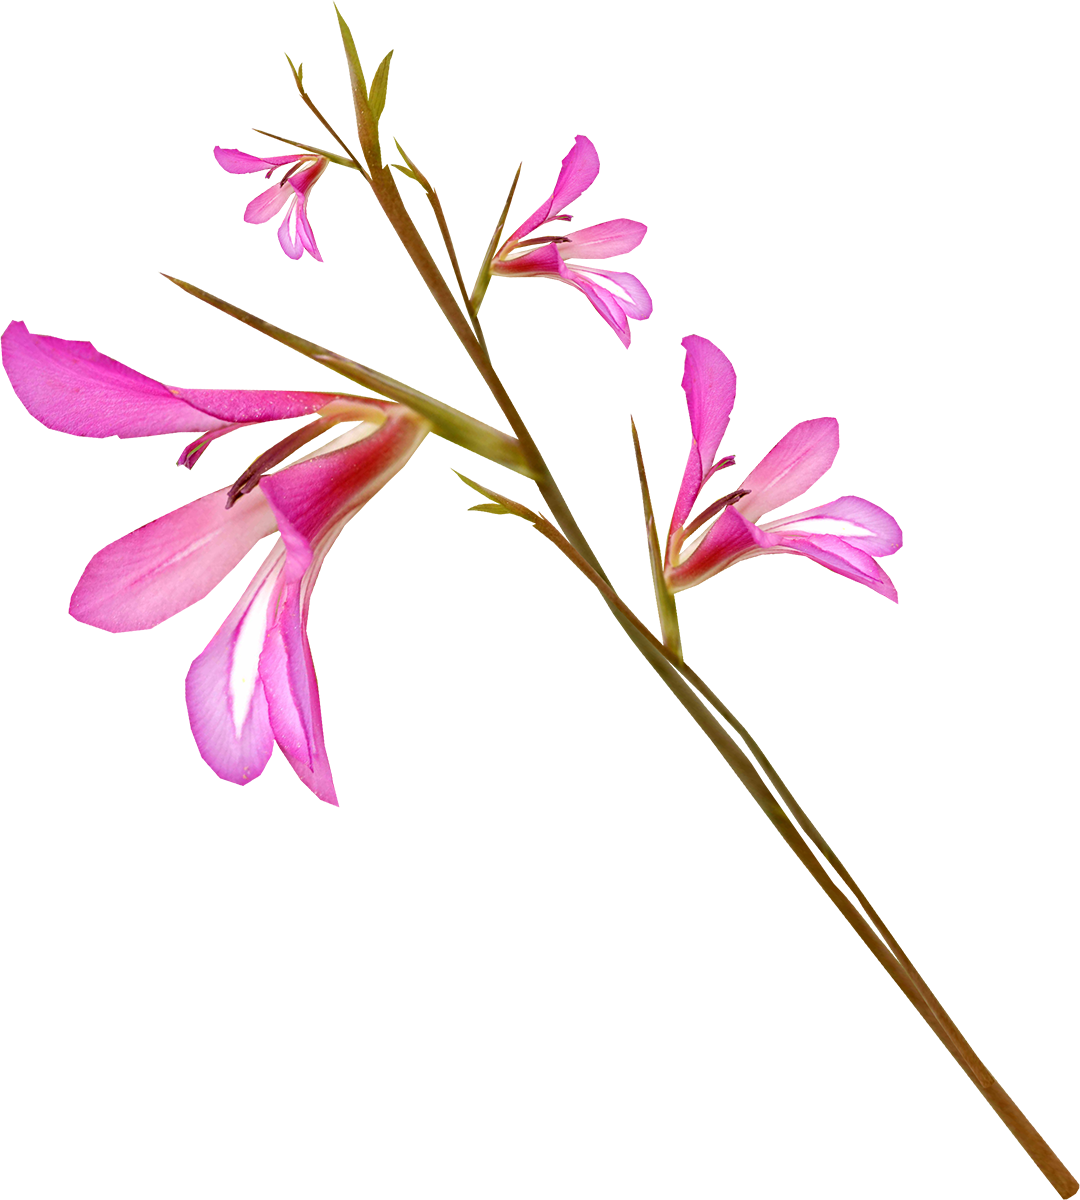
457, 474, 1076, 1197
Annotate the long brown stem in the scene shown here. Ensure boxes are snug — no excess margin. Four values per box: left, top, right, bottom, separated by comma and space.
470, 482, 1080, 1195
348, 99, 1076, 1195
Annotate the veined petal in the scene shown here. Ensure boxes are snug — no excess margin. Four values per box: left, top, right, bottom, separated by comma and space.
560, 219, 646, 259
571, 267, 653, 319
736, 417, 839, 523
562, 269, 632, 346
259, 570, 336, 805
681, 336, 734, 494
185, 543, 283, 785
505, 135, 600, 243
665, 504, 766, 592
763, 495, 902, 557
2, 321, 227, 438
214, 147, 300, 174
489, 242, 564, 278
244, 181, 292, 224
672, 441, 705, 544
547, 136, 600, 216
169, 387, 354, 424
276, 196, 319, 260
70, 487, 278, 632
259, 408, 427, 585
767, 532, 899, 602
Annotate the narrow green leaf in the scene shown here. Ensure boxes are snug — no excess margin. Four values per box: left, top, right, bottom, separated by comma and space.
631, 418, 682, 660
335, 5, 381, 169
391, 162, 419, 182
253, 128, 359, 170
468, 502, 512, 515
471, 163, 521, 313
334, 6, 367, 98
369, 49, 393, 121
392, 139, 431, 192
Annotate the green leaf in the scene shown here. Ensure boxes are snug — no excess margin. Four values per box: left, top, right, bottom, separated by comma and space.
468, 502, 513, 515
253, 128, 359, 171
471, 163, 521, 313
334, 6, 367, 99
392, 139, 432, 192
391, 162, 419, 182
631, 418, 682, 660
369, 49, 393, 121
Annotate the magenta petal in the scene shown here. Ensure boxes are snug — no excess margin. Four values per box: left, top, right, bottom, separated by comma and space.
276, 198, 319, 259
681, 333, 734, 492
185, 544, 283, 785
489, 242, 563, 278
169, 387, 340, 424
736, 417, 840, 523
666, 504, 766, 592
672, 441, 705, 544
770, 532, 899, 602
763, 495, 902, 557
70, 487, 278, 632
546, 136, 600, 218
260, 412, 429, 571
561, 219, 647, 259
259, 575, 337, 805
564, 270, 632, 346
2, 322, 228, 438
214, 147, 299, 174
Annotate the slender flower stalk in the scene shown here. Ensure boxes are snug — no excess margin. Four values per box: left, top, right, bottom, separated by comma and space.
488, 135, 652, 346
664, 335, 902, 599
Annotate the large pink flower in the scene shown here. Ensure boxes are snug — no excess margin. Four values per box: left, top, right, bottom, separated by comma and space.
2, 321, 429, 804
664, 335, 902, 601
215, 147, 329, 261
489, 136, 652, 347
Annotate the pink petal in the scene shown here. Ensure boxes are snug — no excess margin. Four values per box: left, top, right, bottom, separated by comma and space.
767, 532, 899, 602
572, 268, 653, 319
259, 571, 337, 805
681, 336, 734, 494
735, 417, 840, 523
70, 487, 278, 632
169, 387, 340, 424
488, 242, 563, 278
547, 136, 600, 214
560, 219, 647, 259
214, 147, 300, 174
505, 135, 600, 243
244, 181, 292, 225
763, 495, 902, 557
672, 441, 705, 540
666, 504, 766, 592
563, 270, 632, 346
259, 408, 427, 585
2, 321, 228, 438
276, 196, 319, 260
287, 158, 328, 197
185, 544, 283, 785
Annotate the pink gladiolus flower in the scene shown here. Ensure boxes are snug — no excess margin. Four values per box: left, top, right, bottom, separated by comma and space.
664, 335, 902, 601
3, 320, 429, 804
489, 136, 652, 347
214, 147, 329, 261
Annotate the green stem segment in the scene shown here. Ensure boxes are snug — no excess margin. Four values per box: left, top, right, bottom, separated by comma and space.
458, 478, 1077, 1198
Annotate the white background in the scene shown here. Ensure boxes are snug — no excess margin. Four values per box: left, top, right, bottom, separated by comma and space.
4, 2, 1075, 1190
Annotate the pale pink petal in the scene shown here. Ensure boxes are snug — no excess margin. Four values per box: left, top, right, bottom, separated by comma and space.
2, 321, 228, 438
560, 219, 647, 259
214, 147, 300, 173
563, 270, 632, 346
245, 181, 292, 225
763, 495, 902, 557
666, 504, 766, 592
767, 532, 899, 602
185, 544, 284, 785
572, 267, 652, 319
735, 417, 840, 523
70, 487, 277, 632
276, 196, 319, 260
259, 573, 337, 805
681, 336, 734, 494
